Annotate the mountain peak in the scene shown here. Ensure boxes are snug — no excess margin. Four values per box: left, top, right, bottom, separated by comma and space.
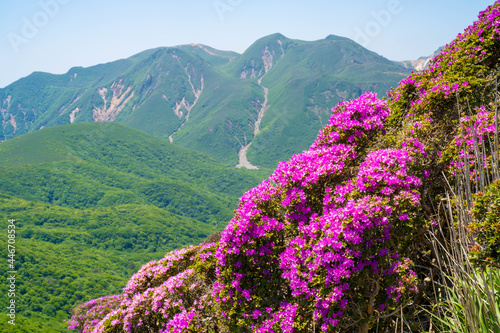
324, 34, 349, 41
257, 32, 287, 41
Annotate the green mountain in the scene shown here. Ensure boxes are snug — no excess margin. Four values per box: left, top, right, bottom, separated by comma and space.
0, 122, 268, 332
0, 34, 411, 168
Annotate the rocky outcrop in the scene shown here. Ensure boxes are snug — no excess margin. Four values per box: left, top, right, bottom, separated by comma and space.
168, 55, 205, 143
69, 108, 79, 124
92, 80, 134, 122
261, 46, 273, 74
400, 47, 444, 71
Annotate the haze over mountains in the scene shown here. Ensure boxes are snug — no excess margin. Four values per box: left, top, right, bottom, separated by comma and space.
0, 33, 414, 168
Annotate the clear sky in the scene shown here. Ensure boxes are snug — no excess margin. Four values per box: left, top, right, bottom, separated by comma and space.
0, 0, 496, 88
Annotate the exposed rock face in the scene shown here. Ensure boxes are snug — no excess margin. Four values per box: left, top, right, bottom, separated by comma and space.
400, 47, 444, 71
236, 41, 278, 169
92, 80, 134, 122
1, 96, 15, 140
7, 114, 17, 131
168, 55, 204, 143
1, 95, 12, 129
235, 143, 258, 169
69, 108, 79, 124
261, 46, 274, 74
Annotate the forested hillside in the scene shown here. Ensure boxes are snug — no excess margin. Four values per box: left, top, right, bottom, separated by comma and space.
0, 123, 268, 332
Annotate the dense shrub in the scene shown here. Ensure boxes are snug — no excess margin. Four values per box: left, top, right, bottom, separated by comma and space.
69, 92, 425, 332
470, 179, 500, 264
68, 244, 221, 333
215, 92, 422, 332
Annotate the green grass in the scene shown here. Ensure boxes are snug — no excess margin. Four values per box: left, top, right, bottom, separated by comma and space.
419, 102, 500, 333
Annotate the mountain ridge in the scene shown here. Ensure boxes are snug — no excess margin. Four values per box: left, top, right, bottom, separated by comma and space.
0, 33, 415, 168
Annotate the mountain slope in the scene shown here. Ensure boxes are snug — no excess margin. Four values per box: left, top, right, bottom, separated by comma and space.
242, 34, 411, 167
0, 34, 412, 168
399, 46, 444, 71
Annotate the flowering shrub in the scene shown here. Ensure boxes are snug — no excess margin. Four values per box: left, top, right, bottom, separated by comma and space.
215, 92, 421, 332
70, 92, 423, 333
387, 1, 500, 143
94, 269, 201, 333
443, 102, 500, 267
69, 295, 125, 333
448, 105, 500, 267
450, 105, 497, 179
68, 243, 221, 332
385, 2, 500, 261
123, 245, 199, 297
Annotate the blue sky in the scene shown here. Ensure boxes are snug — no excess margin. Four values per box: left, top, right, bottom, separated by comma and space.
0, 0, 495, 88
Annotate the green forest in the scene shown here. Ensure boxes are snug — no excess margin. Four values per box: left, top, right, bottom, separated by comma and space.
0, 122, 268, 332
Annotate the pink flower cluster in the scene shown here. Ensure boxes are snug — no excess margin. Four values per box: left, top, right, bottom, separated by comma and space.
92, 269, 198, 333
216, 92, 420, 331
311, 91, 389, 149
252, 302, 299, 333
68, 244, 218, 332
123, 246, 198, 297
68, 295, 125, 333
